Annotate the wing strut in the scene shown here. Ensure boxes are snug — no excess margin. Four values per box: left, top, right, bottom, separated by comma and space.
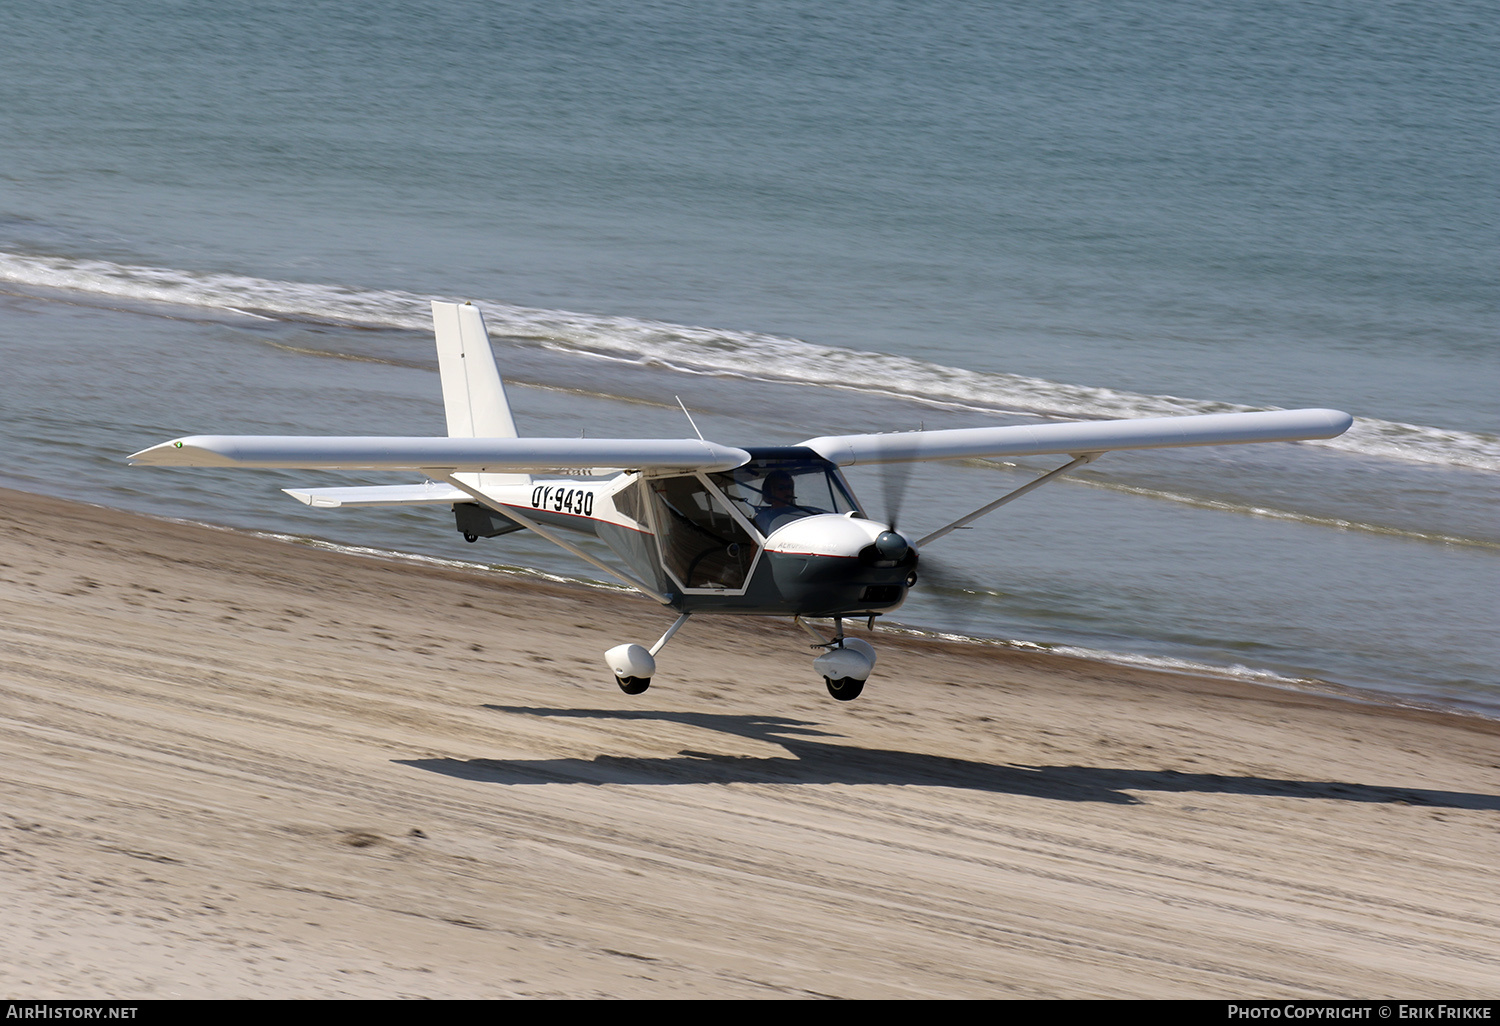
917, 453, 1100, 548
432, 472, 673, 605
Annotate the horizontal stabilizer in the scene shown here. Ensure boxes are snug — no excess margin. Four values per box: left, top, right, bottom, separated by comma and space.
800, 409, 1353, 465
129, 435, 752, 474
283, 483, 470, 508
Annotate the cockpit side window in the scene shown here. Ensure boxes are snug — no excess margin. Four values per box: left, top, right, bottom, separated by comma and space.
648, 474, 758, 590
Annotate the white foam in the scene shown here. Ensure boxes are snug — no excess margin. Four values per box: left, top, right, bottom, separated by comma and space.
1060, 476, 1500, 549
869, 622, 1498, 717
872, 621, 1314, 685
4, 250, 1494, 473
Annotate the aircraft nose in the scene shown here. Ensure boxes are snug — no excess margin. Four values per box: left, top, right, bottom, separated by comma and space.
764, 514, 909, 560
873, 530, 909, 562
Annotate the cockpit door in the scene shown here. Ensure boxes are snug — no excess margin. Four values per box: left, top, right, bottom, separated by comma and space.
647, 473, 761, 592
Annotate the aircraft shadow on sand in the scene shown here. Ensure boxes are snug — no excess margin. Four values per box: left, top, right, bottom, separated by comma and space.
394, 706, 1500, 810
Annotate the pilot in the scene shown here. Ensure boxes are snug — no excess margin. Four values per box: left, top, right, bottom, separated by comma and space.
754, 469, 821, 534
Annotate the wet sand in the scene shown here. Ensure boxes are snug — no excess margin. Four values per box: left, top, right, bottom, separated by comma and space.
0, 487, 1495, 998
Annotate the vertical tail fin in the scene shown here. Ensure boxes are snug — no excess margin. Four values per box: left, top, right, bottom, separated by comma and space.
432, 301, 519, 438
431, 301, 528, 487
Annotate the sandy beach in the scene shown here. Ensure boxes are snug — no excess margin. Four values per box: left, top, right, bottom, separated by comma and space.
0, 486, 1494, 998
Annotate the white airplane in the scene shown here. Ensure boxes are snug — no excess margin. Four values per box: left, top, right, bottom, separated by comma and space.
131, 301, 1353, 701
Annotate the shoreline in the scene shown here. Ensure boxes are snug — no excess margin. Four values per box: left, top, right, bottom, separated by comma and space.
44, 484, 1495, 723
1, 486, 1496, 997
234, 523, 1500, 722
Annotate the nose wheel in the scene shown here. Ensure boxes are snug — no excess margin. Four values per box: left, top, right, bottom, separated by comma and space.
803, 619, 877, 701
824, 675, 865, 701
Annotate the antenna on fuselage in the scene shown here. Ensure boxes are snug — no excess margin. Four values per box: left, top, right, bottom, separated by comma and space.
675, 396, 705, 441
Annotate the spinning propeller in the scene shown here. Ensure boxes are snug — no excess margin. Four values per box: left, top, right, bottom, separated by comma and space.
868, 449, 989, 608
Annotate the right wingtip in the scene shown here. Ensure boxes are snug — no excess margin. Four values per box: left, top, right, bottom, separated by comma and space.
1309, 408, 1355, 439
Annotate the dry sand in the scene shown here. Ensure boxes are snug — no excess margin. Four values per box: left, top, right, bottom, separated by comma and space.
0, 487, 1495, 998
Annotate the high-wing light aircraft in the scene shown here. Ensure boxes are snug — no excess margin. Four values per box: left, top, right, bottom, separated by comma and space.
131, 301, 1353, 700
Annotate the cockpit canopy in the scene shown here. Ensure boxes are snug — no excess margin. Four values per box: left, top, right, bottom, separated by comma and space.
711, 450, 861, 536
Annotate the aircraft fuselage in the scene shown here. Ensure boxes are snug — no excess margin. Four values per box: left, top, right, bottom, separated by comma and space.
454, 447, 916, 617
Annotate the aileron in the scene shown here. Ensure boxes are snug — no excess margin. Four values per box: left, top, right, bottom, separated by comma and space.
800, 409, 1353, 466
129, 435, 753, 474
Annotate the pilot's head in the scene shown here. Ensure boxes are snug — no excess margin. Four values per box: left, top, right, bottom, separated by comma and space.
763, 470, 795, 507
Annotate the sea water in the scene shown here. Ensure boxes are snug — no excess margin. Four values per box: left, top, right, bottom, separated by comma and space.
0, 1, 1494, 712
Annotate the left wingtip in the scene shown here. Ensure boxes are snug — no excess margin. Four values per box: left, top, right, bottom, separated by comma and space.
126, 437, 233, 466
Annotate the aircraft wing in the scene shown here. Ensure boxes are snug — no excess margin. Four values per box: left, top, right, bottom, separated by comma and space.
799, 409, 1353, 465
128, 436, 752, 474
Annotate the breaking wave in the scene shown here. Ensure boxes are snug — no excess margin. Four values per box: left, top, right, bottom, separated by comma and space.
4, 250, 1495, 473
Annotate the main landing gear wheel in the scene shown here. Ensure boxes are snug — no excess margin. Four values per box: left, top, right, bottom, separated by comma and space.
824, 675, 865, 701
605, 643, 657, 695
616, 675, 650, 695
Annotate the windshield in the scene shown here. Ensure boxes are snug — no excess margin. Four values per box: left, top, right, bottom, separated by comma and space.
711, 458, 860, 536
